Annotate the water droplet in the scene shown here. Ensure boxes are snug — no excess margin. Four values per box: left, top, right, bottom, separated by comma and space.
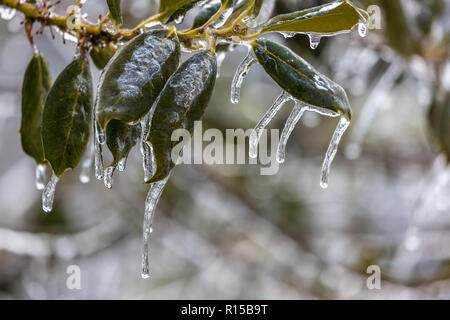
79, 143, 94, 183
281, 32, 296, 39
0, 6, 16, 21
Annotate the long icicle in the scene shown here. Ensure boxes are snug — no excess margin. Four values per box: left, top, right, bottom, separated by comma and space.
249, 91, 291, 158
42, 174, 59, 213
141, 176, 170, 279
277, 102, 306, 164
230, 49, 258, 104
35, 164, 47, 190
94, 120, 104, 180
320, 117, 350, 189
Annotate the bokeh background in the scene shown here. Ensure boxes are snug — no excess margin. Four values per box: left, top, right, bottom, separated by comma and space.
1, 0, 450, 299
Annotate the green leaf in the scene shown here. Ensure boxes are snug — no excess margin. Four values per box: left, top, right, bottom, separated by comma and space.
107, 0, 123, 26
146, 51, 217, 183
42, 58, 93, 177
105, 120, 140, 168
252, 39, 352, 120
158, 0, 201, 24
259, 0, 364, 36
20, 53, 52, 164
428, 89, 450, 161
96, 29, 180, 130
192, 0, 221, 28
90, 44, 116, 70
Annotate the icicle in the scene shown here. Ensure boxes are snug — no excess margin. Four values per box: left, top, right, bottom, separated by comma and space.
320, 117, 350, 189
94, 123, 104, 180
35, 164, 47, 191
276, 102, 306, 164
103, 165, 115, 189
79, 143, 94, 183
141, 177, 170, 279
308, 34, 321, 50
95, 120, 106, 145
142, 142, 156, 181
117, 157, 127, 172
358, 19, 367, 37
249, 91, 291, 158
230, 50, 258, 104
42, 174, 59, 213
0, 6, 16, 21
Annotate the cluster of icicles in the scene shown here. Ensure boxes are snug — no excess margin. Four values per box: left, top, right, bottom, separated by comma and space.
231, 49, 350, 189
33, 12, 369, 279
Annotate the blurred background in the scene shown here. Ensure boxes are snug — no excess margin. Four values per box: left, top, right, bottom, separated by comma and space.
0, 0, 450, 299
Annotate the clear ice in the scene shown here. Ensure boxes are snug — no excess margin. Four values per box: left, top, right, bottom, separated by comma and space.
308, 34, 321, 50
103, 166, 116, 189
94, 121, 104, 180
231, 50, 258, 104
35, 164, 47, 191
249, 91, 291, 158
141, 177, 170, 279
277, 102, 306, 164
42, 174, 59, 213
320, 117, 350, 189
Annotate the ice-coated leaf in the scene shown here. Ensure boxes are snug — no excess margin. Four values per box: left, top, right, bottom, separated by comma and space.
428, 89, 450, 162
96, 29, 180, 130
158, 0, 201, 24
107, 0, 123, 26
250, 0, 275, 25
42, 58, 93, 177
192, 0, 221, 28
105, 120, 140, 168
90, 44, 116, 70
252, 39, 352, 120
146, 51, 217, 183
20, 53, 51, 164
258, 0, 365, 36
221, 0, 252, 28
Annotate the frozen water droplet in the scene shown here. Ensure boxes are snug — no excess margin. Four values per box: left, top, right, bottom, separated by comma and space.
320, 117, 350, 189
141, 177, 170, 279
0, 6, 16, 21
35, 164, 47, 191
79, 143, 94, 183
249, 91, 291, 158
281, 32, 296, 39
103, 166, 115, 189
277, 102, 306, 164
42, 174, 59, 213
117, 157, 127, 172
358, 19, 367, 37
308, 34, 321, 50
231, 50, 258, 104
